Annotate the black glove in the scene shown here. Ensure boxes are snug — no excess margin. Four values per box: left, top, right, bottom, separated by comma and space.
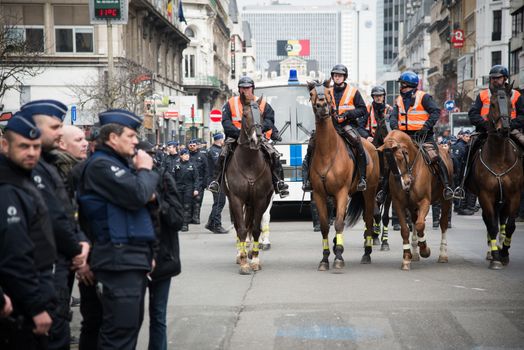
271, 131, 282, 142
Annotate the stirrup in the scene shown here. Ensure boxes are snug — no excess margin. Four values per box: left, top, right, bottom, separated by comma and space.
357, 178, 367, 192
443, 187, 454, 201
453, 187, 465, 200
302, 181, 312, 192
279, 189, 289, 199
207, 181, 220, 193
276, 180, 289, 191
376, 190, 386, 204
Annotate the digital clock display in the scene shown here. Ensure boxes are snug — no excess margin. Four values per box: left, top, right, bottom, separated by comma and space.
95, 8, 120, 19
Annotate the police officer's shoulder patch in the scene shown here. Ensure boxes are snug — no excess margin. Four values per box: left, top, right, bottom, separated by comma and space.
33, 175, 45, 189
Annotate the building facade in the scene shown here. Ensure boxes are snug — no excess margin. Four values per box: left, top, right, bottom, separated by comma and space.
510, 0, 524, 89
1, 0, 190, 143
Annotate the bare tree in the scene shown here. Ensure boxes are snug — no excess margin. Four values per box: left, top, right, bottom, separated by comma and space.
0, 11, 45, 107
71, 58, 153, 118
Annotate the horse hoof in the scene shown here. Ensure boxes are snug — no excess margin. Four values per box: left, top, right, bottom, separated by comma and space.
261, 243, 271, 250
250, 263, 261, 271
401, 260, 411, 271
500, 256, 509, 266
420, 247, 431, 259
438, 255, 449, 263
318, 261, 329, 271
380, 242, 390, 251
486, 251, 493, 261
412, 253, 420, 262
489, 261, 504, 270
332, 259, 345, 271
239, 264, 252, 275
361, 254, 371, 264
373, 238, 381, 246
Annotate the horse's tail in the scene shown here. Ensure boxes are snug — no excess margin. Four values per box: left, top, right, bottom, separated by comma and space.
345, 191, 364, 227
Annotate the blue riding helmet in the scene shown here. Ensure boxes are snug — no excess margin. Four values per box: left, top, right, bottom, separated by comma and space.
489, 65, 509, 78
398, 71, 419, 88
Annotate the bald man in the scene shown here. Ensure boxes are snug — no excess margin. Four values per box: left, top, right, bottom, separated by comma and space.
59, 125, 88, 160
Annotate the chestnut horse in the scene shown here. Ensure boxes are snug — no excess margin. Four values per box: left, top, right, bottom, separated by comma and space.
224, 94, 274, 274
466, 85, 523, 269
307, 80, 380, 272
379, 130, 453, 270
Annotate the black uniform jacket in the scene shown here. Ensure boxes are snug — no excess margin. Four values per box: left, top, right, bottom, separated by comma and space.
221, 99, 275, 139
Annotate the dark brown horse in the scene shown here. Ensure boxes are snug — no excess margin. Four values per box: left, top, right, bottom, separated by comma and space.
378, 130, 453, 270
307, 80, 380, 272
224, 94, 274, 274
466, 85, 524, 269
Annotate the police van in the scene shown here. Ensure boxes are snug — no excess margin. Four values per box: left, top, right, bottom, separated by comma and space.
256, 70, 316, 217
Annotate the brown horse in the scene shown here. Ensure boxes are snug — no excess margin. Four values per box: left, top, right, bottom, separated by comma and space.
466, 85, 524, 269
378, 130, 453, 270
224, 94, 274, 274
307, 80, 380, 272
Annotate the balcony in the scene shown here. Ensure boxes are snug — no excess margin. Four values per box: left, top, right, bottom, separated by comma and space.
184, 75, 221, 88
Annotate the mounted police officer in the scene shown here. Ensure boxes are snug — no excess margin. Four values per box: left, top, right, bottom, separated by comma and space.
0, 113, 55, 349
207, 76, 289, 198
77, 109, 159, 350
302, 64, 368, 192
390, 71, 454, 200
174, 148, 200, 231
205, 133, 228, 234
468, 65, 524, 149
361, 86, 393, 145
21, 99, 90, 350
188, 138, 207, 225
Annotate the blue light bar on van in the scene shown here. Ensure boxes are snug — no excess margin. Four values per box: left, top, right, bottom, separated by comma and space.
288, 69, 299, 85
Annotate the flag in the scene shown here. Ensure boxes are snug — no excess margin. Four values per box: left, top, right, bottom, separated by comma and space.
167, 0, 173, 22
276, 40, 310, 57
178, 0, 187, 24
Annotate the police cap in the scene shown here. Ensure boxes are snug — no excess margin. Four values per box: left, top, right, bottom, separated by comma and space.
6, 111, 41, 140
213, 133, 224, 141
99, 109, 143, 130
179, 148, 189, 155
167, 140, 179, 147
187, 138, 198, 145
21, 99, 68, 121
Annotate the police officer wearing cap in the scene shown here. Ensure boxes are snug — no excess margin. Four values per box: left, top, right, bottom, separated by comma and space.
21, 99, 90, 350
302, 64, 368, 192
174, 148, 200, 231
0, 112, 56, 349
205, 133, 228, 234
468, 65, 524, 148
163, 140, 179, 174
76, 109, 159, 349
207, 76, 289, 198
390, 71, 454, 200
187, 138, 208, 225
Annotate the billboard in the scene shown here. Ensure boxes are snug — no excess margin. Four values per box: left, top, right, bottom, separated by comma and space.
277, 40, 310, 57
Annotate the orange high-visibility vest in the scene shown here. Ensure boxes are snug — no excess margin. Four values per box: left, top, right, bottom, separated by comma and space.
479, 89, 521, 119
328, 84, 357, 124
228, 96, 271, 139
366, 104, 391, 136
396, 90, 429, 131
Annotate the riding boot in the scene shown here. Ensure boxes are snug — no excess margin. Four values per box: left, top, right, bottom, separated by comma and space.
208, 143, 231, 193
342, 125, 367, 191
510, 129, 524, 150
302, 134, 315, 192
437, 158, 454, 201
432, 203, 441, 228
272, 160, 289, 198
191, 198, 201, 224
376, 175, 388, 204
310, 199, 321, 232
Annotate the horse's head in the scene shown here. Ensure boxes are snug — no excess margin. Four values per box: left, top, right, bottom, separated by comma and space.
487, 82, 513, 136
378, 131, 414, 192
308, 79, 333, 122
239, 93, 263, 149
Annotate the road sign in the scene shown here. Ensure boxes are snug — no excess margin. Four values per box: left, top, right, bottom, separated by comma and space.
451, 29, 464, 48
444, 100, 455, 111
71, 106, 77, 124
89, 0, 128, 24
210, 109, 222, 123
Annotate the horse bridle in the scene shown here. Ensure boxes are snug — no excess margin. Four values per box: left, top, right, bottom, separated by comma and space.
488, 89, 511, 134
385, 141, 422, 193
312, 84, 333, 120
238, 101, 263, 149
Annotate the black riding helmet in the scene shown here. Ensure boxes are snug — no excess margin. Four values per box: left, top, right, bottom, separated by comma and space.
489, 65, 509, 79
330, 64, 348, 80
238, 76, 255, 89
371, 86, 386, 96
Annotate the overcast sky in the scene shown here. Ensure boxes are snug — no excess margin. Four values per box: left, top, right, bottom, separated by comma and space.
237, 0, 338, 9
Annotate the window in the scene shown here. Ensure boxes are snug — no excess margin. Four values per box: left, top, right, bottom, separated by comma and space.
491, 50, 502, 66
512, 8, 523, 36
6, 26, 44, 52
184, 54, 195, 78
55, 27, 93, 53
492, 10, 501, 41
184, 27, 195, 38
510, 49, 521, 75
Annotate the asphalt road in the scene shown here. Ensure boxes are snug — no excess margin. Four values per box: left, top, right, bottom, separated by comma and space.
72, 194, 524, 349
